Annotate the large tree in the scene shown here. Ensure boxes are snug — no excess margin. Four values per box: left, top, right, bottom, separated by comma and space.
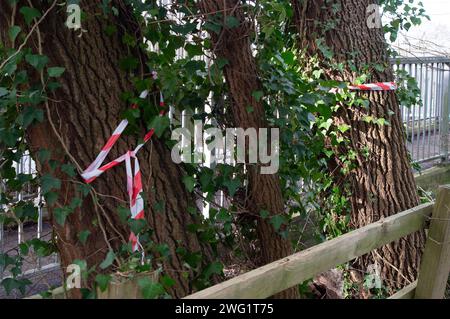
291, 0, 425, 293
198, 0, 298, 298
0, 0, 216, 298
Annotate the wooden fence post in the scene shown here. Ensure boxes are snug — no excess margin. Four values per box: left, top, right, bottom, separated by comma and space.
415, 185, 450, 299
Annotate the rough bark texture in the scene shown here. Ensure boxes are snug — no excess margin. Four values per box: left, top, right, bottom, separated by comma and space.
292, 0, 425, 293
199, 0, 299, 298
0, 0, 215, 298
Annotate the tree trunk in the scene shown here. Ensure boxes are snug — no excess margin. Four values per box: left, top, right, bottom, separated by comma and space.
291, 0, 425, 294
0, 0, 214, 298
198, 0, 299, 298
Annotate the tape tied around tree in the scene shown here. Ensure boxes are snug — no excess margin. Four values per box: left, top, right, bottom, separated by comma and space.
81, 79, 165, 253
348, 82, 397, 91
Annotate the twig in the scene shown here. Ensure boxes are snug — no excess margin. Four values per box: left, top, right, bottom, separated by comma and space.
0, 1, 58, 72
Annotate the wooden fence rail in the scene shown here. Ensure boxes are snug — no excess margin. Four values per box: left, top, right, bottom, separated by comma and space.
28, 186, 450, 299
185, 185, 450, 299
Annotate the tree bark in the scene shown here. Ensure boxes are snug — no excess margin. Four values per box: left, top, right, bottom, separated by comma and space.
198, 0, 299, 298
291, 0, 425, 294
0, 0, 215, 298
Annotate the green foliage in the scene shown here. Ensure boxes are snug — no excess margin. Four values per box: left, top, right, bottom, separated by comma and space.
95, 274, 112, 292
40, 174, 61, 193
138, 277, 166, 299
100, 250, 116, 270
25, 54, 48, 71
8, 26, 21, 43
78, 230, 91, 244
47, 67, 65, 78
380, 0, 429, 42
19, 6, 41, 25
1, 278, 32, 295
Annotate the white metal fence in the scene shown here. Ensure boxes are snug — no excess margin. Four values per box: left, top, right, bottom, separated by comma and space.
0, 154, 60, 289
394, 56, 450, 164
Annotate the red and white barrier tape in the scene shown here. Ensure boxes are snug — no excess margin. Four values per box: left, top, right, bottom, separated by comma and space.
81, 78, 166, 253
348, 82, 397, 91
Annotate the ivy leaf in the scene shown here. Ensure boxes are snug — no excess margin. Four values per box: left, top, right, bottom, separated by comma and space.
259, 210, 270, 219
117, 206, 130, 223
20, 7, 41, 26
199, 169, 213, 191
204, 21, 222, 34
270, 215, 287, 231
149, 116, 170, 137
119, 56, 139, 71
224, 16, 240, 28
77, 183, 91, 197
281, 51, 295, 65
99, 250, 116, 269
61, 163, 76, 177
17, 106, 44, 128
171, 22, 197, 35
1, 278, 32, 295
411, 16, 422, 26
54, 207, 70, 225
29, 238, 55, 257
95, 274, 112, 292
0, 253, 15, 269
78, 230, 91, 245
319, 118, 333, 131
19, 243, 29, 255
44, 192, 58, 206
160, 275, 175, 288
2, 59, 18, 75
363, 115, 374, 123
69, 197, 82, 210
47, 67, 65, 78
0, 128, 20, 147
316, 39, 333, 60
376, 118, 390, 127
129, 219, 147, 235
156, 243, 171, 258
40, 174, 61, 194
37, 149, 51, 163
182, 176, 196, 193
223, 178, 240, 197
0, 87, 8, 98
185, 44, 203, 57
138, 277, 165, 299
25, 54, 49, 71
73, 259, 88, 272
14, 202, 38, 220
80, 288, 96, 299
252, 90, 264, 102
8, 26, 21, 43
337, 124, 350, 133
216, 58, 229, 69
202, 262, 223, 279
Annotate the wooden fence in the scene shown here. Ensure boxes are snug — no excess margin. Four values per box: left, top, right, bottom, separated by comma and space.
185, 185, 450, 299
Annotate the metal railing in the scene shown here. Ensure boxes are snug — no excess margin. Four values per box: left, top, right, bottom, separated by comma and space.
393, 56, 450, 164
0, 153, 60, 292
